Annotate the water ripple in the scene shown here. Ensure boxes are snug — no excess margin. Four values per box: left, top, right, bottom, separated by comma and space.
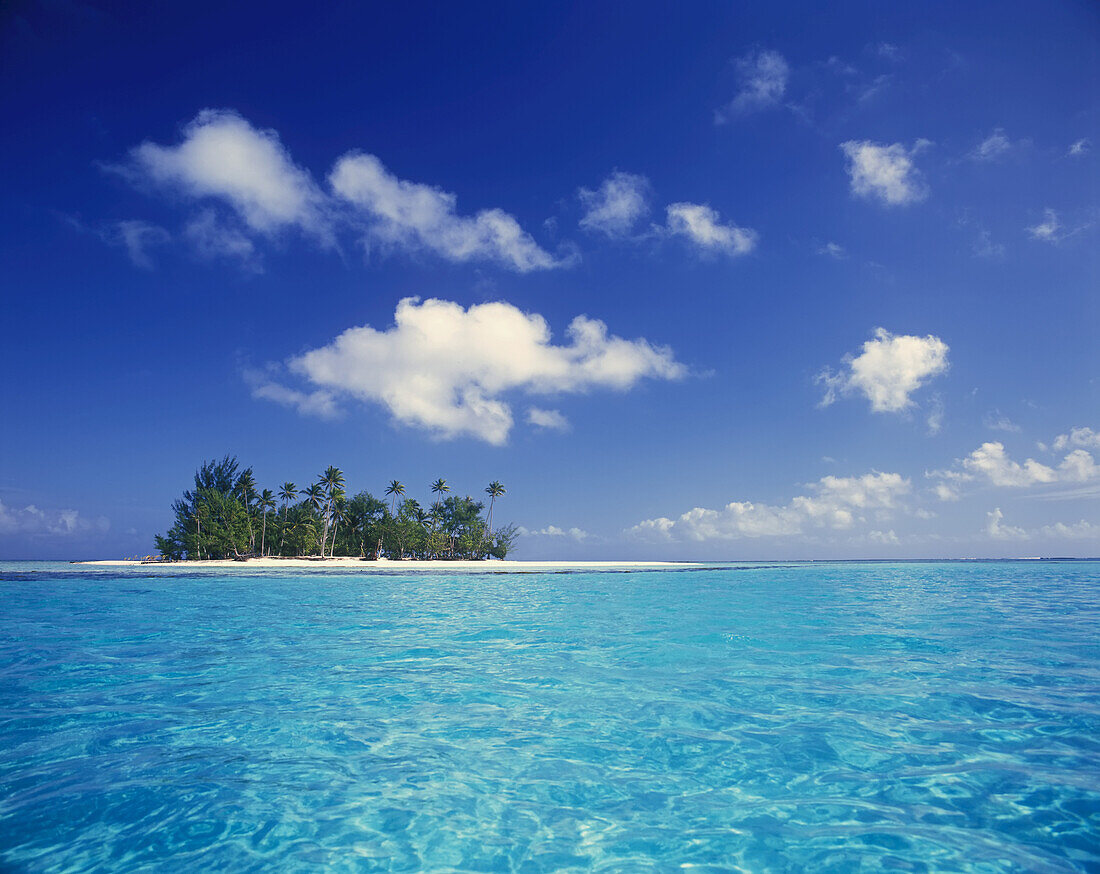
1, 561, 1098, 871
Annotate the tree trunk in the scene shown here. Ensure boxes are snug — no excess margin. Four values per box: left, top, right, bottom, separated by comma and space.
278, 505, 289, 556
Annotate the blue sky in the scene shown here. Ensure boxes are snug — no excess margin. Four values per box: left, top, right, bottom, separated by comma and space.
1, 0, 1097, 559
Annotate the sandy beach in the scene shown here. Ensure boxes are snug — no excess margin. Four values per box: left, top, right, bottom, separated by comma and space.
77, 557, 705, 571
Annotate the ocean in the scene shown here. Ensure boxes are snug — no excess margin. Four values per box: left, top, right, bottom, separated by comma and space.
1, 561, 1098, 872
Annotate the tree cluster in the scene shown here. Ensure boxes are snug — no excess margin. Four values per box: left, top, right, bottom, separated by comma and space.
154, 456, 517, 561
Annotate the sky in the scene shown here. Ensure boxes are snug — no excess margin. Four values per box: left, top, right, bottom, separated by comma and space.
0, 0, 1097, 560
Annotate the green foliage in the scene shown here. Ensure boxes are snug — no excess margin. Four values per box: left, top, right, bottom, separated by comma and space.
154, 461, 518, 562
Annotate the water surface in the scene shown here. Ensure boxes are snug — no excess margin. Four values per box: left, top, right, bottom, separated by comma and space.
1, 561, 1098, 872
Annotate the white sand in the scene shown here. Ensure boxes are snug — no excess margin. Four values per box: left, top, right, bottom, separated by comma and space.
77, 557, 703, 571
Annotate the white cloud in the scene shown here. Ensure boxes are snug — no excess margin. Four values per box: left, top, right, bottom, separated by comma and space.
971, 227, 1005, 259
926, 393, 945, 434
933, 482, 960, 502
840, 140, 929, 206
629, 471, 910, 542
329, 152, 561, 272
984, 411, 1021, 433
118, 109, 561, 272
184, 209, 259, 268
1052, 427, 1100, 452
124, 109, 333, 241
816, 242, 847, 259
526, 407, 570, 431
986, 507, 1027, 541
0, 499, 109, 537
876, 43, 902, 61
867, 529, 900, 544
665, 203, 757, 256
1027, 209, 1061, 242
246, 375, 342, 420
717, 49, 789, 120
969, 128, 1013, 161
1068, 138, 1090, 157
1041, 520, 1100, 539
578, 171, 650, 238
962, 442, 1057, 487
256, 297, 685, 445
108, 220, 170, 269
817, 328, 949, 414
941, 442, 1100, 493
855, 74, 892, 105
517, 524, 590, 542
1059, 450, 1100, 483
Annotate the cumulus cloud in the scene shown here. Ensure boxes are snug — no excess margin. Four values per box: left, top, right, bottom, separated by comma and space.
1059, 450, 1100, 483
933, 482, 960, 502
0, 499, 109, 537
330, 153, 562, 271
986, 507, 1027, 541
817, 328, 949, 414
968, 128, 1013, 161
962, 442, 1058, 487
665, 203, 757, 256
840, 140, 929, 206
255, 297, 685, 445
123, 109, 334, 242
629, 471, 910, 541
1027, 209, 1061, 242
526, 407, 570, 431
1041, 519, 1099, 539
578, 171, 650, 238
115, 109, 562, 272
1052, 427, 1100, 452
931, 441, 1100, 497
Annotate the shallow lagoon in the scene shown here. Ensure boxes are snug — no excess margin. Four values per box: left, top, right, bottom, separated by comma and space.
2, 561, 1098, 872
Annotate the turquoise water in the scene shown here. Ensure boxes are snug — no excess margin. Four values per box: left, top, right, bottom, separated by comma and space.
1, 561, 1098, 872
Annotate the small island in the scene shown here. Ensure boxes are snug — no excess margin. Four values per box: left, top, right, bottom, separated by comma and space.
151, 456, 517, 563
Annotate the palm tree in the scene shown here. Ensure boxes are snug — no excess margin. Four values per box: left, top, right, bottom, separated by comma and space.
385, 480, 406, 514
319, 466, 345, 557
328, 491, 347, 557
304, 483, 326, 554
485, 481, 506, 533
235, 469, 257, 552
277, 482, 297, 555
431, 478, 450, 499
192, 496, 204, 561
258, 489, 276, 556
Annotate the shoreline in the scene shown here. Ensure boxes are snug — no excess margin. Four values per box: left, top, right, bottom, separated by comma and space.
75, 557, 706, 570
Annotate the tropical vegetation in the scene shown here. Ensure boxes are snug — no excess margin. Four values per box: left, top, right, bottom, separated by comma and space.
154, 456, 517, 561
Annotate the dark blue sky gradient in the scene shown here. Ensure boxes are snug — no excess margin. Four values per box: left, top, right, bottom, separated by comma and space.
1, 1, 1097, 558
